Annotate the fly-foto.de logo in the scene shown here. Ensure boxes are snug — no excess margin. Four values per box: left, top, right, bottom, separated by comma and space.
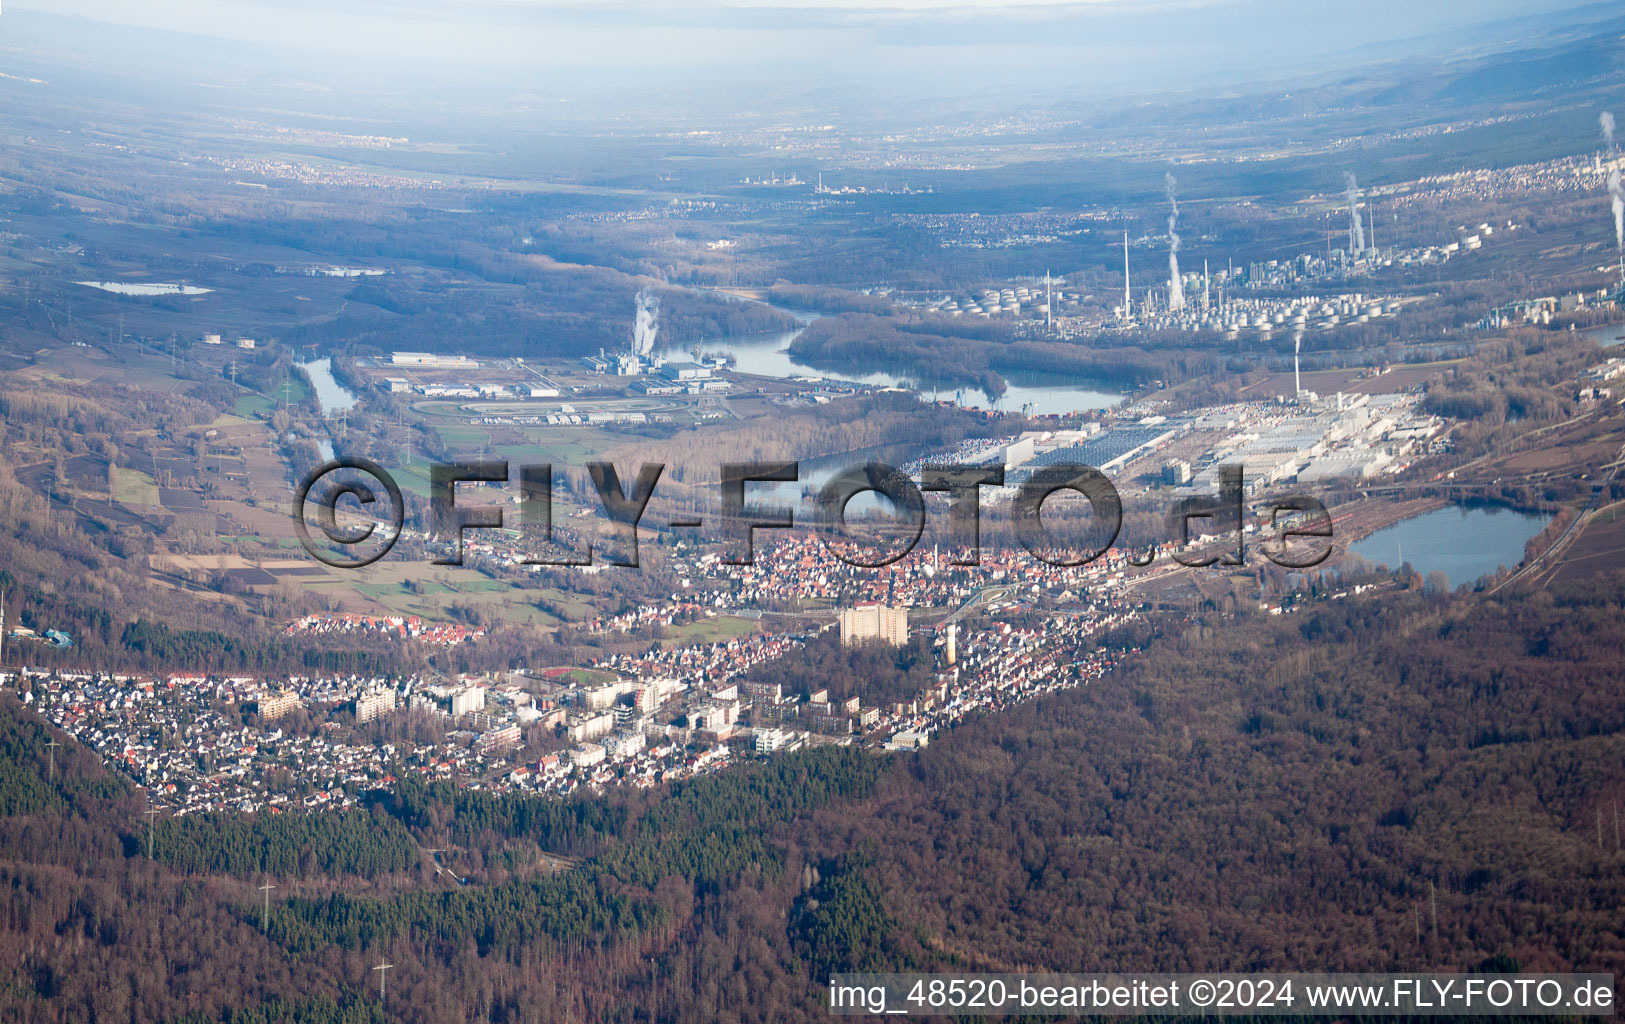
291, 458, 1333, 571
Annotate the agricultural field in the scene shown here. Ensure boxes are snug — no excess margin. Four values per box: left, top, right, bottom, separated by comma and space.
1545, 502, 1625, 585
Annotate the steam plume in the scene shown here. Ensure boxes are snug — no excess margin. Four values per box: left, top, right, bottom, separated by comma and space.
1293, 330, 1303, 397
1344, 173, 1365, 253
1608, 167, 1624, 267
1165, 173, 1184, 313
634, 289, 660, 356
1602, 111, 1617, 152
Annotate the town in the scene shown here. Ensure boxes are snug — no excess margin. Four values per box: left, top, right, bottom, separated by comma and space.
4, 585, 1133, 814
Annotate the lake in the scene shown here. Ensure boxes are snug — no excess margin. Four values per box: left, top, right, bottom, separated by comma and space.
658, 326, 1123, 416
76, 281, 213, 296
1348, 504, 1553, 588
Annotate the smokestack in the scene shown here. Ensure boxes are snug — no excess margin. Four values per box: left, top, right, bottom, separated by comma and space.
1165, 173, 1184, 313
1344, 173, 1366, 254
1123, 230, 1132, 318
1368, 197, 1377, 253
1045, 270, 1052, 328
1202, 258, 1210, 309
946, 623, 957, 667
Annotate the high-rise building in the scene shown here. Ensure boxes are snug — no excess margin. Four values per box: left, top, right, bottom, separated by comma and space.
606, 730, 646, 758
255, 691, 301, 722
354, 688, 397, 725
476, 725, 521, 755
838, 604, 908, 647
566, 711, 615, 743
409, 693, 446, 716
450, 686, 488, 719
633, 685, 662, 714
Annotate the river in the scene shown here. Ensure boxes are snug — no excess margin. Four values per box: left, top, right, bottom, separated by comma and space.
297, 357, 357, 464
657, 324, 1124, 416
1580, 323, 1625, 349
297, 358, 359, 416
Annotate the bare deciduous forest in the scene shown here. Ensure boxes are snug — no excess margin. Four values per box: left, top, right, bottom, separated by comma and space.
2, 575, 1621, 1023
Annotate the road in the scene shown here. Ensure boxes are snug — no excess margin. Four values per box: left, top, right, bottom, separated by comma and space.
1488, 439, 1625, 594
941, 584, 1018, 624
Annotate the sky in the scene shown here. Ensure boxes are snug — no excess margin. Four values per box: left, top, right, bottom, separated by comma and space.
3, 0, 1607, 105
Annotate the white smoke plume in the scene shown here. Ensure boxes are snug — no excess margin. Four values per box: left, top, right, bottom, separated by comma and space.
1293, 330, 1304, 394
1165, 172, 1184, 313
1344, 173, 1365, 253
1608, 167, 1624, 263
1602, 111, 1617, 152
634, 289, 660, 356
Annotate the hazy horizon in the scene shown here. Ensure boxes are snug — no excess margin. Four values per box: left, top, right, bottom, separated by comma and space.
4, 0, 1614, 119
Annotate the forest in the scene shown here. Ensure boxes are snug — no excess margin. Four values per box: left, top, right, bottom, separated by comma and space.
1, 572, 1622, 1022
152, 810, 421, 880
282, 261, 797, 362
744, 632, 938, 711
787, 312, 1228, 394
